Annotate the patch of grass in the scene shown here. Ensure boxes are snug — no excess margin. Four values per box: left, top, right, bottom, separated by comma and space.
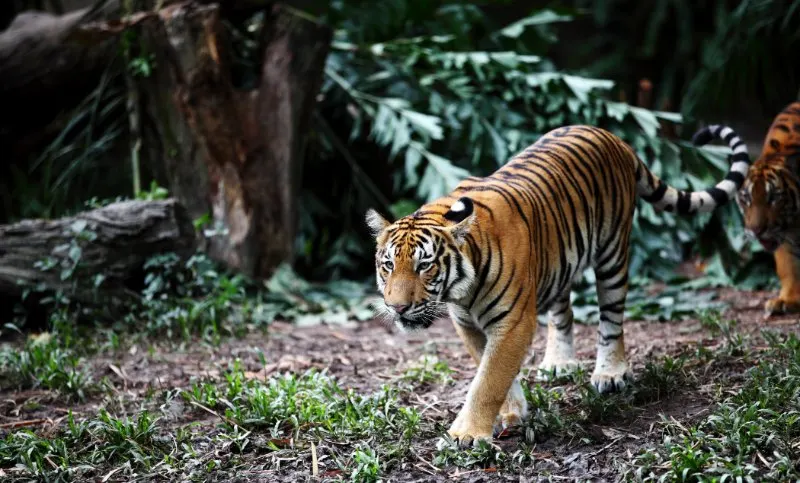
400, 355, 455, 387
348, 445, 381, 483
624, 331, 800, 481
131, 253, 262, 342
0, 410, 173, 480
522, 381, 569, 443
182, 364, 423, 479
698, 309, 748, 356
0, 332, 92, 400
433, 438, 511, 469
1, 365, 425, 481
216, 367, 419, 440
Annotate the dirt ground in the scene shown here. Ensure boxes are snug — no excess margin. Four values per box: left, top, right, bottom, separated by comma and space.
2, 287, 799, 482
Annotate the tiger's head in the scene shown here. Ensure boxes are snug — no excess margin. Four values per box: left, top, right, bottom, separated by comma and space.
737, 153, 800, 252
365, 197, 477, 330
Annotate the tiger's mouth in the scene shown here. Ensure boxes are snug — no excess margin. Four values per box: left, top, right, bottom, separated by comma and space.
757, 236, 780, 253
398, 316, 433, 329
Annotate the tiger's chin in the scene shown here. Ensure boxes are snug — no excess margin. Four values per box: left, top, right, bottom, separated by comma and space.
395, 316, 434, 332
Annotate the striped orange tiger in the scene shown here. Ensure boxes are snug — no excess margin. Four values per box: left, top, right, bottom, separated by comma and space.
366, 124, 750, 446
694, 102, 800, 315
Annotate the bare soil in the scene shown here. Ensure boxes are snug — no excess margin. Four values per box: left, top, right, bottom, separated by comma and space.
2, 287, 799, 482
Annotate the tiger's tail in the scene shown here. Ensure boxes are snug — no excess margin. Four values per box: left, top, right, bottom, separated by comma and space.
635, 124, 751, 214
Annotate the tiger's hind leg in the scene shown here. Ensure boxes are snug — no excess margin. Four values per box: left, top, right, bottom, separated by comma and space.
765, 243, 800, 315
536, 294, 580, 380
591, 250, 633, 393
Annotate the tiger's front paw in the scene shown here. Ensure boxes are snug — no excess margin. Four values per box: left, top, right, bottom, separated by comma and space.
591, 362, 631, 394
536, 356, 580, 381
448, 412, 494, 448
765, 296, 800, 316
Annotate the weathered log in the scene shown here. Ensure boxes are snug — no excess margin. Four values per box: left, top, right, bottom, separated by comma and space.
0, 199, 196, 303
136, 1, 331, 279
0, 1, 122, 153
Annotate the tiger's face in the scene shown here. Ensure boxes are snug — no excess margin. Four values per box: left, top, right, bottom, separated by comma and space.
737, 155, 800, 252
365, 199, 476, 330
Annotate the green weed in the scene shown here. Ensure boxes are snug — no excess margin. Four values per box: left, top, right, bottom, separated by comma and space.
0, 410, 170, 480
182, 365, 423, 480
625, 332, 800, 481
400, 355, 455, 387
0, 334, 92, 400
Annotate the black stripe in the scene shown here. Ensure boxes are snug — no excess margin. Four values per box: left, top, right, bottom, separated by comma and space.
483, 288, 525, 329
676, 191, 692, 214
641, 181, 668, 202
704, 187, 729, 204
599, 302, 624, 313
479, 268, 515, 319
599, 314, 622, 326
724, 171, 745, 185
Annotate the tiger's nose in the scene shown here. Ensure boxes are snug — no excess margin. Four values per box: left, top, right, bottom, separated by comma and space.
390, 304, 410, 314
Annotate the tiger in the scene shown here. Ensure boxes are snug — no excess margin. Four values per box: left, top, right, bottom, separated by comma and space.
366, 124, 750, 446
693, 102, 800, 315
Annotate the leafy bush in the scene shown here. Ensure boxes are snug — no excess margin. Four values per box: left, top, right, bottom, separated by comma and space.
3, 1, 776, 289
302, 1, 763, 284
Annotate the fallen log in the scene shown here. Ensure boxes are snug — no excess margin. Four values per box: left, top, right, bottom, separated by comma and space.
0, 1, 122, 156
0, 199, 196, 303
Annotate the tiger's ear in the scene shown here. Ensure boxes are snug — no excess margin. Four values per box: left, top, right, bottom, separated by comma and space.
444, 197, 475, 245
365, 209, 391, 237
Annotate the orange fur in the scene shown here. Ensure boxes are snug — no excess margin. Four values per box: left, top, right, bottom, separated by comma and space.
368, 124, 750, 446
736, 102, 800, 314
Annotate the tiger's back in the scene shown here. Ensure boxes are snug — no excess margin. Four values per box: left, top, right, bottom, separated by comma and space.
440, 125, 639, 315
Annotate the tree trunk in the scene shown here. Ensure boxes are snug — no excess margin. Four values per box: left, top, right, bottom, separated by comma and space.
137, 1, 331, 279
0, 0, 330, 280
0, 199, 196, 303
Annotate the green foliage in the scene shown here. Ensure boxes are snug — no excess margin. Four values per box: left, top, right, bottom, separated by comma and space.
182, 365, 422, 480
4, 64, 128, 222
300, 1, 758, 284
684, 0, 800, 118
0, 408, 171, 479
400, 355, 455, 387
0, 332, 92, 400
185, 365, 421, 441
522, 382, 568, 442
626, 332, 800, 481
4, 1, 774, 289
434, 437, 509, 469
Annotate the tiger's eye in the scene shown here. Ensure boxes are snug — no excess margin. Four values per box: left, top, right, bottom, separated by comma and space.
418, 261, 432, 272
383, 261, 394, 270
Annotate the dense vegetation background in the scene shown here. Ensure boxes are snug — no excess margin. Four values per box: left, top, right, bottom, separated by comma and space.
3, 3, 800, 481
3, 0, 800, 293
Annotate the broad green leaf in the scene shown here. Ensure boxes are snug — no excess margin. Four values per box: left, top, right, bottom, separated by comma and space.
605, 101, 629, 121
562, 75, 614, 103
628, 106, 661, 137
482, 119, 508, 166
401, 110, 444, 140
404, 148, 422, 188
500, 10, 573, 38
653, 110, 683, 123
390, 199, 419, 219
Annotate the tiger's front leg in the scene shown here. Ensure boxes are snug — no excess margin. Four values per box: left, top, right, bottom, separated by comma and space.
448, 305, 536, 447
766, 242, 800, 315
